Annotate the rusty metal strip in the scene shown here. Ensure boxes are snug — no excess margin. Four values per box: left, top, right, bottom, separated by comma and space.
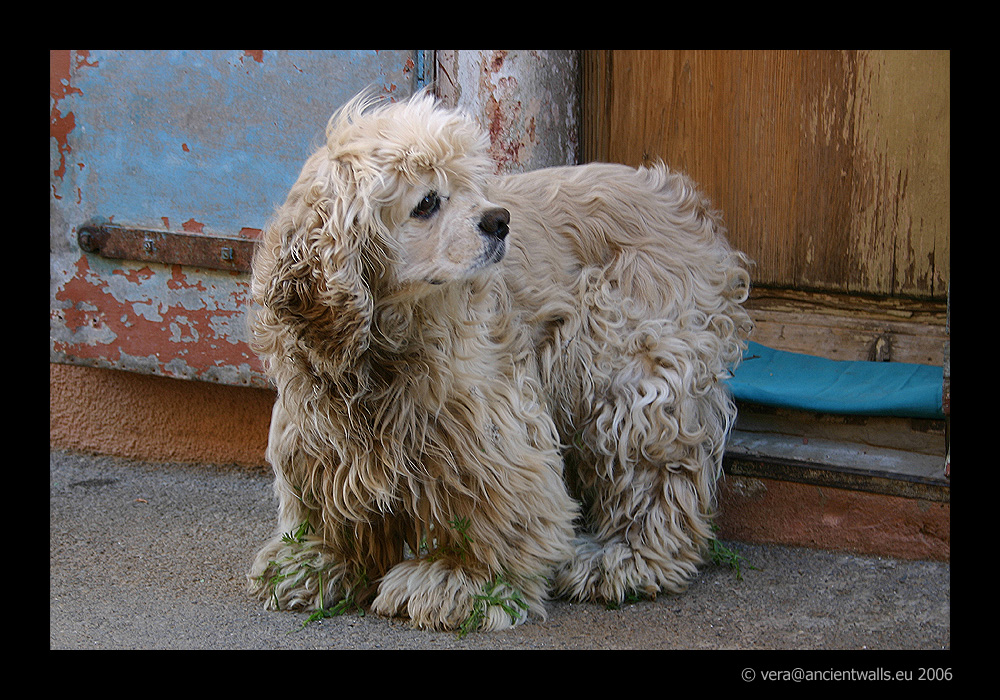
77, 222, 258, 273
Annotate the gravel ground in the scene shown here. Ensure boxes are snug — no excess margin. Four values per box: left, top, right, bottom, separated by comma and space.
50, 448, 951, 657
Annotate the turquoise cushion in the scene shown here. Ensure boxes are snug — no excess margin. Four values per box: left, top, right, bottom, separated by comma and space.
726, 342, 944, 419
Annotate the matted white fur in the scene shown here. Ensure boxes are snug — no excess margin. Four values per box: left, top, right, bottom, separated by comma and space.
247, 90, 752, 632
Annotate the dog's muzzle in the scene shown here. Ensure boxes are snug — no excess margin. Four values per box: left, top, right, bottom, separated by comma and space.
478, 207, 511, 267
479, 207, 510, 241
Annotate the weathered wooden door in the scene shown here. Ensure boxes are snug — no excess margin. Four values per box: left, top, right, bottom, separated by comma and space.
583, 50, 949, 364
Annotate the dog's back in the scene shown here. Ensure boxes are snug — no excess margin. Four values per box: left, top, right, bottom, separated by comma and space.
492, 162, 749, 324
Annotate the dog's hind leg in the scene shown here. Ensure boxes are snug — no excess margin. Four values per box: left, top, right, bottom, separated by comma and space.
552, 303, 734, 605
553, 461, 718, 603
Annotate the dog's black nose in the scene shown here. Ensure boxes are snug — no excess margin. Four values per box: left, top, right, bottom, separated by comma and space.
479, 208, 510, 241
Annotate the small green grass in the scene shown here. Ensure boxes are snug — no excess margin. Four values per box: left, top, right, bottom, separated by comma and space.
281, 520, 314, 544
425, 515, 475, 562
253, 521, 367, 631
458, 574, 529, 638
708, 536, 760, 580
604, 590, 647, 610
297, 570, 366, 631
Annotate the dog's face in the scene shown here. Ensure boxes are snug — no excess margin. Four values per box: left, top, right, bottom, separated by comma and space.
318, 92, 512, 292
384, 177, 510, 288
254, 93, 514, 370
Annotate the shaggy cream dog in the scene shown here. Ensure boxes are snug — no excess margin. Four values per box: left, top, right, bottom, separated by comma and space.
247, 90, 752, 631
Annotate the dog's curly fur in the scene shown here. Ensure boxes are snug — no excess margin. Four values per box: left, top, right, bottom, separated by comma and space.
247, 90, 752, 631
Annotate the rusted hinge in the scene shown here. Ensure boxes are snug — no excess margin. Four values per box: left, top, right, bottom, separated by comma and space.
77, 221, 258, 273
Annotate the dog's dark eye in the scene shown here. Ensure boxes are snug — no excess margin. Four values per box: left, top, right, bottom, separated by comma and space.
411, 192, 441, 219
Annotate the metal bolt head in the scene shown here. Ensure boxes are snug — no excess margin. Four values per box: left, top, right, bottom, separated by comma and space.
78, 230, 95, 251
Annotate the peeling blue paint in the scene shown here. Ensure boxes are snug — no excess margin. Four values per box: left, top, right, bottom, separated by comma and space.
51, 50, 422, 387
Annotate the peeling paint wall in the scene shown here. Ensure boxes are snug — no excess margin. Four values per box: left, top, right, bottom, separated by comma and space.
50, 50, 425, 387
436, 50, 579, 173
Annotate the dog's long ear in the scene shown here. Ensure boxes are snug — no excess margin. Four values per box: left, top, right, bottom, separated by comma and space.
251, 153, 377, 381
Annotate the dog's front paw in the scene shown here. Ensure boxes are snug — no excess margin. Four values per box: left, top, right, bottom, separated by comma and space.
248, 530, 349, 612
372, 559, 529, 633
553, 534, 699, 605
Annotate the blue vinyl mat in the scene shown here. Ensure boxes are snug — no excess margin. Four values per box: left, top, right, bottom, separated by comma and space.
726, 342, 945, 419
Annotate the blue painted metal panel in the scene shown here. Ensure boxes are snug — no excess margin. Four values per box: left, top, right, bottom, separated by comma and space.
50, 50, 422, 387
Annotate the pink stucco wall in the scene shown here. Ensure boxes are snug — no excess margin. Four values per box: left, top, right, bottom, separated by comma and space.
50, 362, 272, 468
